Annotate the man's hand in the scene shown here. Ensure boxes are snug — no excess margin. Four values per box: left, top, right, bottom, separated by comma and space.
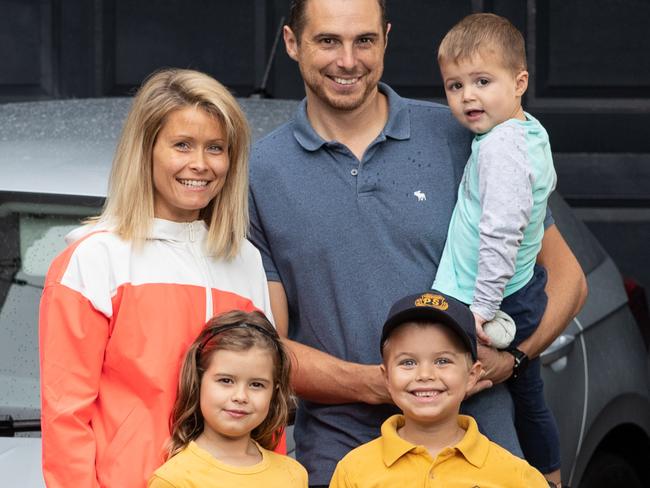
479, 344, 515, 384
466, 344, 515, 398
364, 365, 394, 405
269, 281, 393, 405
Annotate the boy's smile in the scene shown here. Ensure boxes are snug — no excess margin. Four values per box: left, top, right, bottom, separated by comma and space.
382, 322, 481, 428
440, 49, 528, 134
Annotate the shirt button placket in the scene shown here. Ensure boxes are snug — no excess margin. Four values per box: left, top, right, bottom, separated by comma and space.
428, 466, 435, 486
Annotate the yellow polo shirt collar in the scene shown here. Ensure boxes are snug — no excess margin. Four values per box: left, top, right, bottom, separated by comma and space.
381, 414, 489, 468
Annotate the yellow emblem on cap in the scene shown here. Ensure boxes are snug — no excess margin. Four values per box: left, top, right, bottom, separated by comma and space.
415, 293, 449, 310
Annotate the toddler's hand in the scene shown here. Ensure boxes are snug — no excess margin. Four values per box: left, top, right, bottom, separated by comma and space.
473, 312, 491, 346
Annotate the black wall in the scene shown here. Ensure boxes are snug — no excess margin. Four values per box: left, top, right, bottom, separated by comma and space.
2, 0, 650, 289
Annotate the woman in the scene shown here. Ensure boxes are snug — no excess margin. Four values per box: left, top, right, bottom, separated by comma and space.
39, 69, 273, 488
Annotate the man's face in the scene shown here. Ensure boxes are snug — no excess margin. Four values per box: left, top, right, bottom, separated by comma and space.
284, 0, 389, 112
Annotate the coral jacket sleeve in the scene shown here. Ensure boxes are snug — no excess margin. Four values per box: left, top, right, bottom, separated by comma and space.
39, 282, 109, 488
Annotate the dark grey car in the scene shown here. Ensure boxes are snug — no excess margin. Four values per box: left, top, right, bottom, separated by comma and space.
1, 98, 649, 487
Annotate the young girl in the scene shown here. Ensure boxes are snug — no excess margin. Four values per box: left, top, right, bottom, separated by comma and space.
148, 310, 308, 487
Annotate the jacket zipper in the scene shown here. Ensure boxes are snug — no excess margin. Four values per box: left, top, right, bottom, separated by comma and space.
187, 222, 213, 322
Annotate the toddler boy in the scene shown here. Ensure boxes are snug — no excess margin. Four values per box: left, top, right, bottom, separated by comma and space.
329, 291, 548, 487
431, 13, 561, 485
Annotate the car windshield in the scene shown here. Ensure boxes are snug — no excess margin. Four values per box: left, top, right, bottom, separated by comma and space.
0, 203, 98, 423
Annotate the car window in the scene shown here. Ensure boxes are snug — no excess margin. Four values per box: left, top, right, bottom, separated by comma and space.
0, 203, 98, 419
20, 214, 85, 280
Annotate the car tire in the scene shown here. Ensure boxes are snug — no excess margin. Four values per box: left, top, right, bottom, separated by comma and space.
578, 450, 644, 488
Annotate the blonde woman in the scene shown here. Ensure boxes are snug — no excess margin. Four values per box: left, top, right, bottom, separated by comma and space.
39, 69, 273, 488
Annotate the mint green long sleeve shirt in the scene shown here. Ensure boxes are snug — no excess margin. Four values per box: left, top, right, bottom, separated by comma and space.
432, 113, 556, 320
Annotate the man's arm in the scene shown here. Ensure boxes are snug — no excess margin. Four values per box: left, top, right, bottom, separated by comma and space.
471, 224, 588, 389
521, 224, 588, 357
248, 180, 388, 404
269, 281, 392, 405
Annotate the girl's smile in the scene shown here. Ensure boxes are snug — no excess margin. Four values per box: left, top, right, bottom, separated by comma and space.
198, 347, 275, 443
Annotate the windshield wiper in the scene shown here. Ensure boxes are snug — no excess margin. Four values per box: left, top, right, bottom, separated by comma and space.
0, 415, 41, 436
0, 258, 23, 285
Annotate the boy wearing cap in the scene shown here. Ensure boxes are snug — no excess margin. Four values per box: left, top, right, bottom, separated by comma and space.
329, 291, 548, 488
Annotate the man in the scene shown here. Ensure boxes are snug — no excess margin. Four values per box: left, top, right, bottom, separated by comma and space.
248, 0, 587, 485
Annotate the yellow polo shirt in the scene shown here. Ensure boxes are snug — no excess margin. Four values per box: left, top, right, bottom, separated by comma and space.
148, 441, 308, 488
329, 415, 548, 488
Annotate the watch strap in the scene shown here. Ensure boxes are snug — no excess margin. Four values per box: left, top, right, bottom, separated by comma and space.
505, 346, 529, 380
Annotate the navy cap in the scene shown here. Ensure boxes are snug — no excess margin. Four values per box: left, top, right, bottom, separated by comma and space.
380, 290, 477, 360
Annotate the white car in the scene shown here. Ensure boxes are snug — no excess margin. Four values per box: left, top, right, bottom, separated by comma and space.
1, 97, 649, 487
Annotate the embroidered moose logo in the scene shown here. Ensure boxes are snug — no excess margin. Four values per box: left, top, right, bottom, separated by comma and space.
413, 190, 427, 201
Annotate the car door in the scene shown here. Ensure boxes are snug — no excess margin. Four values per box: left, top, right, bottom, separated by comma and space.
542, 193, 630, 485
0, 200, 99, 488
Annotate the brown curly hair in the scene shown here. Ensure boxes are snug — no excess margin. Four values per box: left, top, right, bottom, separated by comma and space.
167, 310, 294, 458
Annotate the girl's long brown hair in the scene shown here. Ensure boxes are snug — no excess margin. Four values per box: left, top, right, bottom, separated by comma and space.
168, 310, 293, 458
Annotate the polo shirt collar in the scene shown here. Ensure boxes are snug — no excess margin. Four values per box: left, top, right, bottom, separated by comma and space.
452, 415, 490, 468
292, 82, 411, 152
380, 414, 490, 468
381, 82, 410, 140
381, 415, 418, 467
292, 99, 323, 151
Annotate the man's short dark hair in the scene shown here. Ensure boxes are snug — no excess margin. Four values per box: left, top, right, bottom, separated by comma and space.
287, 0, 388, 41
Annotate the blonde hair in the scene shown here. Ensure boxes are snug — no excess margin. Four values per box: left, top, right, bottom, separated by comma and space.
99, 68, 251, 259
438, 13, 527, 74
168, 310, 294, 458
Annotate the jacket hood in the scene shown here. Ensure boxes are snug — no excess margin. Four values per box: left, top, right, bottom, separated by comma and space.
64, 218, 208, 245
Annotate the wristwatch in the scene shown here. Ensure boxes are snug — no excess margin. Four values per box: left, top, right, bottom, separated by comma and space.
505, 346, 529, 380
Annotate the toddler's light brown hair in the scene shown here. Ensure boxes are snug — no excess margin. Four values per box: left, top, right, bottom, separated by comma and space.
438, 13, 527, 74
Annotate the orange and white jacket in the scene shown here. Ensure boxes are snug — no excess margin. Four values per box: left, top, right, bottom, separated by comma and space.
39, 219, 273, 488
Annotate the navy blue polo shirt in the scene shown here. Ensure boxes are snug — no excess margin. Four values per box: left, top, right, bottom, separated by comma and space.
248, 83, 472, 484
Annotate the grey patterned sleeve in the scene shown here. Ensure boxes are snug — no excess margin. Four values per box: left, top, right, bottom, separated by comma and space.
470, 124, 534, 321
